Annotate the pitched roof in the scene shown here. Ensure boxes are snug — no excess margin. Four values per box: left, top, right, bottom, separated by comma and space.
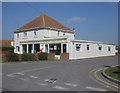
0, 40, 13, 47
15, 14, 74, 33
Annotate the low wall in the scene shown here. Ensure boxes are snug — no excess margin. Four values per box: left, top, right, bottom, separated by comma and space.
1, 51, 11, 62
48, 53, 55, 60
60, 53, 69, 60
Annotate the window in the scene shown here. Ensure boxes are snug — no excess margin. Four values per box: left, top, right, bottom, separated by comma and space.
17, 33, 19, 38
63, 32, 65, 36
58, 31, 60, 36
87, 45, 90, 51
24, 32, 27, 37
34, 30, 38, 37
108, 47, 111, 51
98, 46, 102, 51
16, 46, 20, 52
76, 44, 81, 51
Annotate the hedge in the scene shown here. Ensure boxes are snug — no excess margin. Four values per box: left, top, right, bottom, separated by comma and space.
6, 53, 19, 62
37, 52, 48, 60
21, 53, 36, 61
1, 46, 14, 51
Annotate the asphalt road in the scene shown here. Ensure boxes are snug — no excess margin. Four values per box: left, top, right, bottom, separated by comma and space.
2, 56, 118, 91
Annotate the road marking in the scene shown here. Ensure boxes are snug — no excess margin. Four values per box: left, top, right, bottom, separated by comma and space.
29, 75, 38, 78
44, 79, 57, 83
86, 86, 107, 91
38, 83, 48, 86
7, 74, 15, 77
53, 86, 70, 90
94, 68, 120, 90
16, 73, 24, 75
20, 78, 29, 81
7, 66, 56, 77
89, 68, 119, 91
64, 83, 78, 87
20, 66, 56, 73
7, 72, 24, 77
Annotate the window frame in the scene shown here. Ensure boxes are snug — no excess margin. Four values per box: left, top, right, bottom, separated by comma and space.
108, 47, 111, 51
63, 32, 65, 36
87, 44, 90, 51
23, 32, 27, 37
58, 31, 60, 36
16, 46, 20, 52
34, 30, 38, 37
76, 44, 81, 51
17, 33, 19, 38
98, 46, 102, 51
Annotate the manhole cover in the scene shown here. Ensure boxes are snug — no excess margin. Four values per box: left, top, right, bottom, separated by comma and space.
45, 78, 57, 83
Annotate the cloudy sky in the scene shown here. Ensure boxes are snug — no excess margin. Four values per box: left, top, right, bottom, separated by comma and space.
2, 2, 118, 44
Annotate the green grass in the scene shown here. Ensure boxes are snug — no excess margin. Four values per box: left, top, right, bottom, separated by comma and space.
105, 66, 120, 80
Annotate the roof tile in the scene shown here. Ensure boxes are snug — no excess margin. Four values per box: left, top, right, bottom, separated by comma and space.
16, 14, 73, 33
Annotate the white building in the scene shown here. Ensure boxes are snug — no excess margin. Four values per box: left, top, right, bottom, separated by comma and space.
14, 14, 116, 60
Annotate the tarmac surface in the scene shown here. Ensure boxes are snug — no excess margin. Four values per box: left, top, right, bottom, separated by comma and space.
2, 56, 118, 91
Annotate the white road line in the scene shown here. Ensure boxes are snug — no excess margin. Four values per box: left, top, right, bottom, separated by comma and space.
6, 66, 56, 77
16, 72, 24, 75
38, 83, 48, 86
94, 68, 120, 90
44, 79, 57, 83
86, 86, 107, 91
64, 83, 78, 87
20, 78, 29, 81
89, 68, 119, 91
7, 74, 15, 77
20, 66, 56, 73
44, 79, 49, 82
53, 86, 70, 91
29, 75, 38, 78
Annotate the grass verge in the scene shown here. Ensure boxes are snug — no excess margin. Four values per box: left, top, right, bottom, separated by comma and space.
105, 66, 120, 80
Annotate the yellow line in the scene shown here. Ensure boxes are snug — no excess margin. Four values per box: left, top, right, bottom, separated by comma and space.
89, 68, 119, 91
94, 68, 120, 90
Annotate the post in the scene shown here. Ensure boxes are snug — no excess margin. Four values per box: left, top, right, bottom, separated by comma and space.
48, 44, 49, 53
61, 43, 63, 53
32, 44, 34, 53
27, 44, 28, 53
20, 44, 22, 54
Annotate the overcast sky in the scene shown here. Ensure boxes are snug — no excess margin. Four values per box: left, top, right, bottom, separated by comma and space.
2, 2, 118, 44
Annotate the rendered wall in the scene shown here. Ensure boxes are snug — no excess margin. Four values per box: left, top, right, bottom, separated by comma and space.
14, 29, 74, 54
69, 41, 116, 60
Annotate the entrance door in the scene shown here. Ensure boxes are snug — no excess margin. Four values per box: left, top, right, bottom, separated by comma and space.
45, 45, 48, 52
34, 44, 40, 53
63, 44, 66, 53
28, 44, 32, 53
22, 44, 27, 53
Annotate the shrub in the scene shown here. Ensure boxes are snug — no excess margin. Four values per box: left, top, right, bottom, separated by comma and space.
6, 53, 19, 62
1, 46, 14, 51
21, 53, 36, 61
37, 52, 48, 60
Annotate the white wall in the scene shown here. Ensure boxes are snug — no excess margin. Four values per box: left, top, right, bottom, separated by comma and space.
69, 41, 116, 60
14, 29, 74, 54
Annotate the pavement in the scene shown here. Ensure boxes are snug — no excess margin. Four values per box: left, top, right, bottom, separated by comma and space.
2, 56, 119, 91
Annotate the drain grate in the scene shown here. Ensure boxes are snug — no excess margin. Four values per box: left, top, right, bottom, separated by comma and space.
44, 78, 57, 83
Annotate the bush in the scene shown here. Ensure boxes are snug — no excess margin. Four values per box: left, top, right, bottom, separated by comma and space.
21, 53, 36, 61
1, 46, 14, 51
37, 52, 48, 60
6, 53, 19, 62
